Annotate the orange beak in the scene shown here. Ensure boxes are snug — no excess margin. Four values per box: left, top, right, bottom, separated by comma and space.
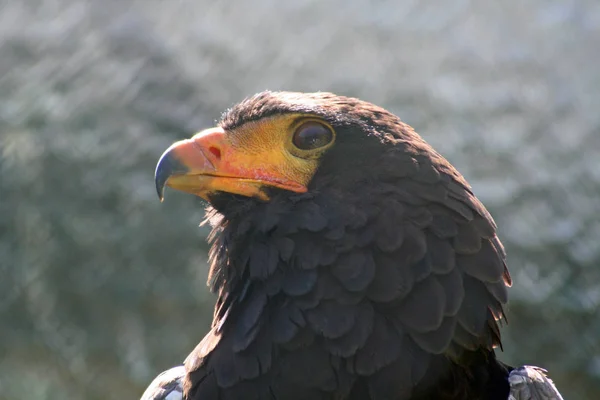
155, 127, 308, 202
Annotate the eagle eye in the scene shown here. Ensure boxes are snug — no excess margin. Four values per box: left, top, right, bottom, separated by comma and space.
292, 121, 334, 150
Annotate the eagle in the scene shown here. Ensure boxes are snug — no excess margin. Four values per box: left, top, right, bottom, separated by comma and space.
145, 91, 563, 400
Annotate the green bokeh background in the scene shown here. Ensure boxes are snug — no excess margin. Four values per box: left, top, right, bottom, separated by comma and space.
1, 1, 599, 399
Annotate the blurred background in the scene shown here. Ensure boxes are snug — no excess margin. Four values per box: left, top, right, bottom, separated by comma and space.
1, 0, 599, 399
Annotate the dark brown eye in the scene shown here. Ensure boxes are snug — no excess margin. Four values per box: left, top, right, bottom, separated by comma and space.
292, 121, 334, 150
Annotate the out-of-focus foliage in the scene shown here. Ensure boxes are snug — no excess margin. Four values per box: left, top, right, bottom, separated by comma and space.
0, 1, 598, 399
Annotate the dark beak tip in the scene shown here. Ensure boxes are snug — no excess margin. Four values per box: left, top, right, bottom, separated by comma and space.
155, 181, 166, 202
154, 159, 168, 202
154, 145, 189, 202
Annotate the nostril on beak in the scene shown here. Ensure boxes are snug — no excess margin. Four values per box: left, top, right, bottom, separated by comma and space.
208, 146, 221, 160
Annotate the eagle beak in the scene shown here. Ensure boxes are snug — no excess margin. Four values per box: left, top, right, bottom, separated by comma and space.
154, 128, 222, 202
155, 126, 307, 202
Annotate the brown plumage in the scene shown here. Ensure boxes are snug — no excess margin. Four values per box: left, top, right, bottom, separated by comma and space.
154, 91, 525, 400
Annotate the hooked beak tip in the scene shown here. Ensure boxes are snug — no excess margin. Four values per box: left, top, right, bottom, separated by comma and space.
154, 143, 191, 202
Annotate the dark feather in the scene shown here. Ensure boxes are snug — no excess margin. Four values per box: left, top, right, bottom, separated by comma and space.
429, 213, 459, 238
275, 237, 295, 261
279, 342, 339, 391
437, 268, 465, 316
407, 206, 433, 228
354, 314, 403, 375
374, 201, 406, 252
393, 276, 446, 333
280, 326, 315, 351
367, 356, 413, 400
409, 316, 457, 354
294, 201, 328, 232
456, 276, 495, 339
443, 197, 475, 221
248, 241, 279, 279
367, 251, 414, 302
427, 232, 456, 274
271, 300, 305, 344
457, 238, 506, 283
322, 301, 374, 357
453, 222, 483, 254
281, 267, 318, 296
410, 253, 433, 283
485, 280, 509, 304
399, 222, 427, 264
231, 286, 267, 351
306, 300, 356, 339
413, 155, 442, 184
331, 249, 376, 292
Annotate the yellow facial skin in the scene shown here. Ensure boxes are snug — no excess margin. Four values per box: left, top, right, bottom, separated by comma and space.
155, 114, 336, 201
